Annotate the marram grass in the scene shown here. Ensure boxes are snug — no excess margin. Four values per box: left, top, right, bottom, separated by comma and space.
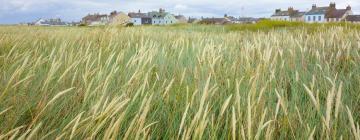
0, 25, 360, 139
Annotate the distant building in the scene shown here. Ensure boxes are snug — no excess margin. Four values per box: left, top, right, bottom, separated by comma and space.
345, 15, 360, 23
224, 15, 237, 23
199, 17, 231, 25
224, 14, 259, 24
109, 11, 131, 26
234, 17, 260, 24
271, 7, 304, 21
148, 9, 177, 25
128, 10, 152, 25
34, 18, 67, 26
82, 13, 109, 26
271, 3, 353, 23
188, 18, 200, 24
304, 3, 352, 23
175, 15, 188, 23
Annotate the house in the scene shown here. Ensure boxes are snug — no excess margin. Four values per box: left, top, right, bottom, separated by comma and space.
34, 18, 67, 26
175, 15, 188, 23
271, 7, 304, 21
188, 18, 200, 24
304, 5, 328, 23
82, 13, 109, 26
223, 14, 259, 24
109, 11, 131, 26
224, 15, 237, 23
128, 10, 152, 25
237, 17, 260, 24
345, 15, 360, 23
326, 5, 353, 22
199, 18, 231, 25
148, 9, 177, 25
304, 3, 352, 23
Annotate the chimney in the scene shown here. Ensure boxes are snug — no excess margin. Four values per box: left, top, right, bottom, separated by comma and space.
275, 9, 281, 13
330, 2, 336, 9
224, 14, 228, 17
159, 8, 165, 13
312, 4, 317, 9
288, 7, 294, 13
346, 5, 351, 10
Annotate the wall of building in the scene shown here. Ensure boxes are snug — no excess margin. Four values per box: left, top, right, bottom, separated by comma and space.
131, 18, 142, 25
290, 17, 304, 22
305, 14, 325, 23
152, 14, 177, 25
141, 18, 152, 25
270, 16, 290, 21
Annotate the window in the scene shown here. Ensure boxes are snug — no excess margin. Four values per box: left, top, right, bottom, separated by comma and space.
134, 20, 136, 22
153, 21, 155, 23
318, 16, 321, 21
313, 16, 316, 21
308, 16, 311, 21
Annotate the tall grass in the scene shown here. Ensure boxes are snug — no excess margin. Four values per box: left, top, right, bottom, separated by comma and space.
0, 25, 359, 139
226, 20, 360, 32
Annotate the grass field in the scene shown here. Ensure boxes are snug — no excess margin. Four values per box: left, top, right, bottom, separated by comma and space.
0, 24, 360, 139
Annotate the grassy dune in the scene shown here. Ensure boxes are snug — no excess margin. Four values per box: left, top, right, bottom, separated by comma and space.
0, 25, 360, 139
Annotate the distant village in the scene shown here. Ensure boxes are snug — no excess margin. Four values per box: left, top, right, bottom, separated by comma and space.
27, 3, 360, 26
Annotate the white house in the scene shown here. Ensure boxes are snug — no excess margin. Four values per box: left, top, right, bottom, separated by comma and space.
271, 9, 290, 21
271, 7, 305, 21
128, 10, 152, 25
305, 3, 353, 23
148, 9, 177, 25
82, 14, 109, 26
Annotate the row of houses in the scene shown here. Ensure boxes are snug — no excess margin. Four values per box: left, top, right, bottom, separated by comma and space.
81, 11, 131, 26
81, 8, 261, 26
199, 15, 260, 25
30, 3, 360, 26
82, 9, 186, 26
271, 3, 360, 23
31, 18, 68, 26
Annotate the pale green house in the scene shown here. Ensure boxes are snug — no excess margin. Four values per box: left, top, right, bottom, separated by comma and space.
148, 9, 177, 25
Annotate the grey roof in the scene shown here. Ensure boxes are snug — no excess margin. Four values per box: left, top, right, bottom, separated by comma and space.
346, 15, 360, 21
292, 12, 305, 17
148, 11, 170, 19
305, 7, 328, 15
272, 11, 290, 16
272, 9, 305, 18
128, 13, 149, 18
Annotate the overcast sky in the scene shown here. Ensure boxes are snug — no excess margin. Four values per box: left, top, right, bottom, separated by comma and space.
0, 0, 359, 24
